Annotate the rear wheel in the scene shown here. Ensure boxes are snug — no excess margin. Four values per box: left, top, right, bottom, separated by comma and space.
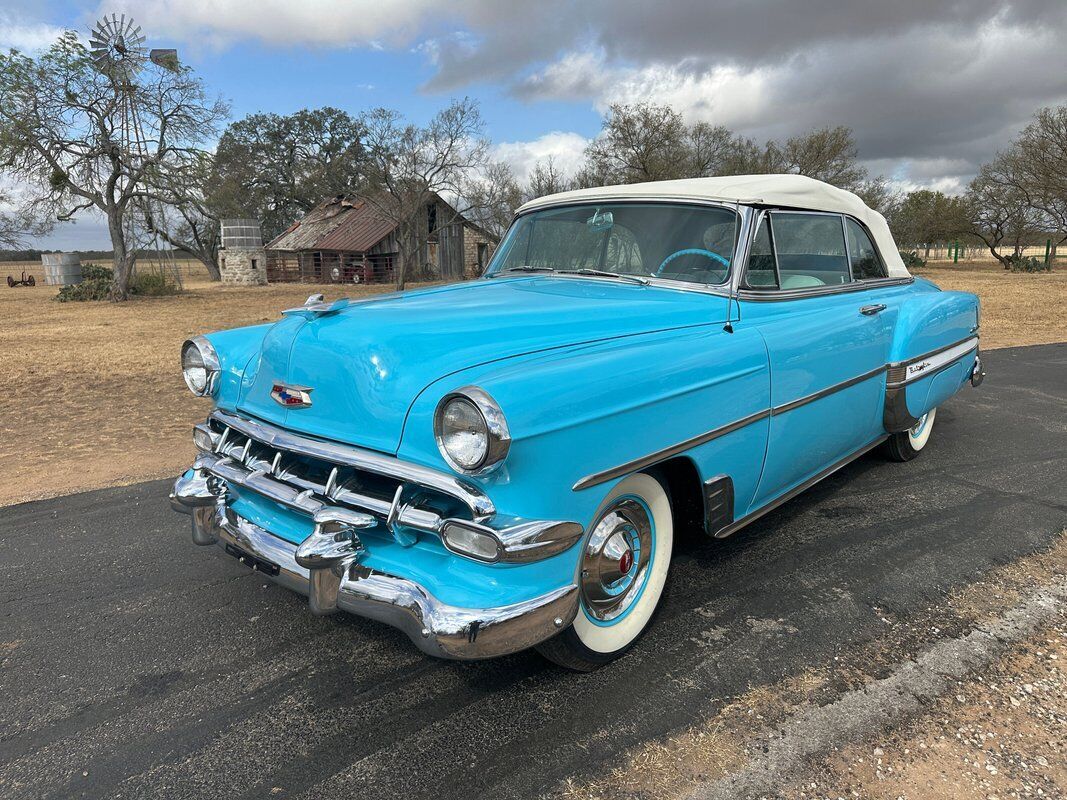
885, 407, 937, 462
537, 472, 673, 671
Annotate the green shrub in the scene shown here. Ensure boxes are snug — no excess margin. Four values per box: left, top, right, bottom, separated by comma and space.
54, 263, 181, 301
131, 271, 180, 296
1005, 255, 1052, 273
899, 250, 927, 270
55, 276, 113, 302
80, 262, 112, 281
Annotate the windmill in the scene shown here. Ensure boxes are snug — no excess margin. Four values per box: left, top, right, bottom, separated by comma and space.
89, 14, 184, 288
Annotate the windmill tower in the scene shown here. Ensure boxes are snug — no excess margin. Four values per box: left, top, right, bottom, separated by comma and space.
89, 14, 184, 288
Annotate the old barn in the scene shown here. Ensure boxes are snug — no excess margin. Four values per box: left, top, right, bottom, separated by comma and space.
265, 194, 495, 284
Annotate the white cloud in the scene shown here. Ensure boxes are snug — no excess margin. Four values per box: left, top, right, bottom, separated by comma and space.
493, 131, 590, 183
100, 0, 454, 48
0, 14, 67, 51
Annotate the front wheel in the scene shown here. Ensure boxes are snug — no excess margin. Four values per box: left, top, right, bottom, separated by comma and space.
885, 407, 937, 462
536, 472, 673, 671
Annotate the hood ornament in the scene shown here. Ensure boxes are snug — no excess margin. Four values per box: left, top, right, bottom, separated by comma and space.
281, 294, 350, 319
271, 382, 313, 408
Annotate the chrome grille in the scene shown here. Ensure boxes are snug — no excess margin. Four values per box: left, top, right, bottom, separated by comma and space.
196, 411, 494, 542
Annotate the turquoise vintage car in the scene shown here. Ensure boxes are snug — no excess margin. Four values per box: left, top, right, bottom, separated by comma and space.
171, 175, 984, 671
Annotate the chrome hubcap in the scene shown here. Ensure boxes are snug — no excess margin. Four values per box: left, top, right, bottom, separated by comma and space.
581, 498, 653, 622
910, 412, 929, 438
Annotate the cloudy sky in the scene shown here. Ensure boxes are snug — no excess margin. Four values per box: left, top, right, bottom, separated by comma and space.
5, 0, 1067, 248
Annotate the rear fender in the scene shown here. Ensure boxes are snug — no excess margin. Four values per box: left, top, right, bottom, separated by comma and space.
885, 287, 980, 431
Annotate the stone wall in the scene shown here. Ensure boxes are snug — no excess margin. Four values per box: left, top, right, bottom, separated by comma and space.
463, 225, 496, 279
219, 247, 268, 286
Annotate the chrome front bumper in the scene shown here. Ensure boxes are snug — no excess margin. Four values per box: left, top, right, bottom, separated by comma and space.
171, 474, 580, 660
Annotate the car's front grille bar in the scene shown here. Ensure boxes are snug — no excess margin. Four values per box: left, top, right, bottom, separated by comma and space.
209, 410, 494, 520
196, 451, 446, 535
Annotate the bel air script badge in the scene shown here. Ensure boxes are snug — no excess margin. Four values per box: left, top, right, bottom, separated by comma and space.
271, 382, 313, 408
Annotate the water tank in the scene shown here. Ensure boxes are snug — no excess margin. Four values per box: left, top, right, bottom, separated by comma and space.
41, 253, 83, 286
221, 219, 263, 249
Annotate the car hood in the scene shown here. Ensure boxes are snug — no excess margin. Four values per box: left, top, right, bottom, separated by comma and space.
236, 276, 730, 453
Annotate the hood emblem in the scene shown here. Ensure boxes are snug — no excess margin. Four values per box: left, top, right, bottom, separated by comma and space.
271, 382, 313, 408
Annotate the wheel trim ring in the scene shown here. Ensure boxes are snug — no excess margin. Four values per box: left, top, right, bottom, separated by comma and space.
580, 497, 655, 624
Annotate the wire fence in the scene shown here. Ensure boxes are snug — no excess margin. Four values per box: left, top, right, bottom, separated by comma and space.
1, 258, 214, 283
913, 243, 1061, 262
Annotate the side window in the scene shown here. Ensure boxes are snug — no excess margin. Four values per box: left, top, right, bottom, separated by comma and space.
845, 218, 887, 280
770, 213, 850, 287
745, 217, 778, 288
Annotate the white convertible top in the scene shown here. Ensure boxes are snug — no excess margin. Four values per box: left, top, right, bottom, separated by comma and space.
518, 174, 909, 278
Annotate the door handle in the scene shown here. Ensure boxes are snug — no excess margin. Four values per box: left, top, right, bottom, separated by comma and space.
860, 304, 887, 316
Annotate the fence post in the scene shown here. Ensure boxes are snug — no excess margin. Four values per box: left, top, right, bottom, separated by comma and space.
953, 240, 960, 264
1045, 238, 1052, 264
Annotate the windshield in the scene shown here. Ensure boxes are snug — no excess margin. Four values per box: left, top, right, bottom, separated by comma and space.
484, 202, 740, 286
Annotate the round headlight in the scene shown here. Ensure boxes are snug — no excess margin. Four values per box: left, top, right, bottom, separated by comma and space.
434, 387, 510, 474
181, 336, 220, 397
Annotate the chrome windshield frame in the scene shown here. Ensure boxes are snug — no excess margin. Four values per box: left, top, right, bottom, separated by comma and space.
485, 199, 758, 298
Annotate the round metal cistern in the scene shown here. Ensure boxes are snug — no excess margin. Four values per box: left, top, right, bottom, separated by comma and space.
580, 498, 653, 623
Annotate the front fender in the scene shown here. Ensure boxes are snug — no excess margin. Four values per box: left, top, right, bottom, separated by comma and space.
204, 324, 272, 411
397, 325, 771, 528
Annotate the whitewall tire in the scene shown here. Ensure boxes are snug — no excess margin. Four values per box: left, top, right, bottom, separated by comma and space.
886, 407, 937, 462
537, 472, 673, 671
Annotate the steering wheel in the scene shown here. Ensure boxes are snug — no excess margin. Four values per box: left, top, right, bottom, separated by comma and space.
655, 248, 731, 276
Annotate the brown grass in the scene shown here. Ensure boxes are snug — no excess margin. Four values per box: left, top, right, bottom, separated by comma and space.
0, 264, 1063, 507
923, 260, 1067, 349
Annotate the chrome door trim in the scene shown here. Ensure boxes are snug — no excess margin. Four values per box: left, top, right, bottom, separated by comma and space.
736, 276, 914, 302
770, 364, 887, 416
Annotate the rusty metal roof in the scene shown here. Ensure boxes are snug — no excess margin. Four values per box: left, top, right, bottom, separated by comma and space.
266, 196, 396, 253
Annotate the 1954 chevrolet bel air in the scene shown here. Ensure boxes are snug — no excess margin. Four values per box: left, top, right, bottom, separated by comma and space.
171, 174, 984, 671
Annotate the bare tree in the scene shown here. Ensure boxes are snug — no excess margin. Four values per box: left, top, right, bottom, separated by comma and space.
966, 159, 1045, 268
361, 98, 493, 290
143, 152, 222, 280
0, 32, 227, 299
0, 190, 51, 247
526, 156, 572, 199
766, 126, 869, 188
582, 102, 690, 184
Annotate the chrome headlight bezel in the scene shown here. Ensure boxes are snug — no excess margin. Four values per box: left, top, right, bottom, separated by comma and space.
181, 335, 221, 397
433, 386, 511, 475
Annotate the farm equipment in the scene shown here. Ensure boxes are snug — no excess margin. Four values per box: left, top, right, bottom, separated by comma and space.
7, 271, 36, 288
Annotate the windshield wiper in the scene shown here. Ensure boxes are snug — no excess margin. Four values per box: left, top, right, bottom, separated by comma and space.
558, 268, 649, 285
490, 265, 557, 277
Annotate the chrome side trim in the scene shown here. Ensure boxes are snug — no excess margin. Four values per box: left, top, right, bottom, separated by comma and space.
573, 363, 885, 491
572, 408, 771, 491
771, 364, 886, 416
886, 336, 978, 387
197, 504, 579, 660
713, 435, 889, 539
736, 276, 914, 302
210, 410, 494, 520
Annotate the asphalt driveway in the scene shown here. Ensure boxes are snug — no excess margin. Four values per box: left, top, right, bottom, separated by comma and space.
2, 343, 1065, 800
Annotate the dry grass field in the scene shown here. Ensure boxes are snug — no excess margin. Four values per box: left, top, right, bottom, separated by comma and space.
0, 262, 1064, 506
